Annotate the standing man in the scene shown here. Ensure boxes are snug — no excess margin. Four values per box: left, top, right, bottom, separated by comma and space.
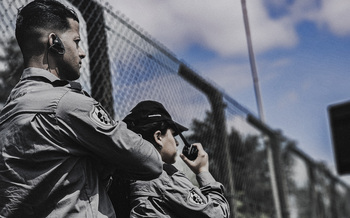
0, 0, 162, 217
109, 100, 231, 217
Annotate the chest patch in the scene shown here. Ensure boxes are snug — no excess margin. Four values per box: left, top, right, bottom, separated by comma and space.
90, 104, 113, 127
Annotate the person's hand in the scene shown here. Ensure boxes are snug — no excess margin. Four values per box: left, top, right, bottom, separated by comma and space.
180, 143, 209, 175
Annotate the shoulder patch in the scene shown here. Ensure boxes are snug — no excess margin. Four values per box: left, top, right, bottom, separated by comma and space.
188, 188, 205, 205
90, 103, 113, 127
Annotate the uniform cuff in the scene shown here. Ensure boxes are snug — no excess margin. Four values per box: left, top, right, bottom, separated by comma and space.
196, 171, 216, 187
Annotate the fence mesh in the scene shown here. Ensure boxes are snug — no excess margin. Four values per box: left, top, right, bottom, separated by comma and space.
1, 0, 350, 217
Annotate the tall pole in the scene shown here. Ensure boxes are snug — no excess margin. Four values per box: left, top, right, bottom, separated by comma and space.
240, 0, 264, 121
240, 1, 286, 218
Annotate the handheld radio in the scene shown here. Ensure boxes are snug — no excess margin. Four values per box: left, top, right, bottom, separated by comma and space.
178, 132, 198, 161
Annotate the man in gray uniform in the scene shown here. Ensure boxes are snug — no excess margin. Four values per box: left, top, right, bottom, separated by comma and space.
0, 1, 162, 217
109, 100, 230, 217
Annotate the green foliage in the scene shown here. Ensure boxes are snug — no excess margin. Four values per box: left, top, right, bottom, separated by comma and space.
188, 111, 276, 217
0, 38, 23, 104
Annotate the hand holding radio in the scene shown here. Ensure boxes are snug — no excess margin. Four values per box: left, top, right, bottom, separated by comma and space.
182, 144, 198, 161
181, 135, 199, 161
180, 142, 209, 175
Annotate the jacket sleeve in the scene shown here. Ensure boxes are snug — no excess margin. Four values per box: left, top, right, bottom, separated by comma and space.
55, 90, 162, 180
163, 171, 230, 218
129, 167, 230, 218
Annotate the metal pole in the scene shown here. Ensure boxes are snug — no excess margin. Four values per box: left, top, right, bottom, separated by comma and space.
240, 0, 264, 121
240, 1, 287, 217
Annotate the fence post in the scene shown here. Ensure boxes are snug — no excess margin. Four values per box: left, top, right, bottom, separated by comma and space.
247, 115, 290, 218
178, 64, 236, 217
68, 0, 114, 117
308, 159, 317, 218
329, 177, 338, 218
288, 144, 350, 217
320, 165, 339, 218
286, 144, 318, 218
270, 133, 290, 218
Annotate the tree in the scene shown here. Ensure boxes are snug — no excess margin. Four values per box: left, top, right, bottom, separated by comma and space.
188, 111, 284, 217
0, 38, 23, 105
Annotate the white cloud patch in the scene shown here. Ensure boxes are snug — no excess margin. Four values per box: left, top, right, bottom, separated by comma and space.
226, 115, 261, 137
282, 0, 350, 36
108, 0, 349, 59
318, 0, 350, 36
199, 60, 253, 94
107, 0, 301, 96
244, 0, 298, 52
109, 0, 298, 57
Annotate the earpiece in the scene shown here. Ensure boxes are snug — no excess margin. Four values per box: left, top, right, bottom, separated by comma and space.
49, 34, 65, 55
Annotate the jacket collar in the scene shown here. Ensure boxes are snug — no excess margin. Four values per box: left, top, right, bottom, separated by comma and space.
20, 67, 85, 93
21, 67, 63, 84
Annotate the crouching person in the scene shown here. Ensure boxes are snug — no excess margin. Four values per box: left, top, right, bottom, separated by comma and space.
109, 100, 230, 218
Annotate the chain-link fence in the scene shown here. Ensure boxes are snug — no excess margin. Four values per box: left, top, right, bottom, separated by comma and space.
1, 0, 350, 217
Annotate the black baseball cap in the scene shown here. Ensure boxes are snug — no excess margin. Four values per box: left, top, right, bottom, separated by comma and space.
123, 100, 188, 133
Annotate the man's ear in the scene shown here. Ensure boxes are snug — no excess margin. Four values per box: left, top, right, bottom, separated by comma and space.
154, 130, 163, 148
48, 33, 65, 56
48, 33, 55, 47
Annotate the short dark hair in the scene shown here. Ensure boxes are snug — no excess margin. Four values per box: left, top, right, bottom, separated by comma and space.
15, 0, 79, 54
125, 121, 171, 146
122, 100, 187, 147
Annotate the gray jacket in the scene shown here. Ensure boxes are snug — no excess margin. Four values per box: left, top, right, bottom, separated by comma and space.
0, 68, 162, 218
129, 163, 230, 218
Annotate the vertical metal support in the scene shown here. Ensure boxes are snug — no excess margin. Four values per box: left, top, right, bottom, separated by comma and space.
240, 1, 290, 217
328, 173, 338, 218
270, 134, 290, 218
265, 137, 283, 218
240, 0, 264, 121
247, 115, 290, 218
68, 0, 114, 117
178, 64, 236, 217
308, 161, 317, 218
287, 144, 350, 218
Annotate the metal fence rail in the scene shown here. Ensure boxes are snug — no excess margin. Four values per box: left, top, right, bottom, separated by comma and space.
1, 0, 349, 217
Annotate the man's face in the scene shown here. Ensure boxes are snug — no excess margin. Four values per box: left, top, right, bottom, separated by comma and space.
56, 18, 86, 81
159, 129, 179, 164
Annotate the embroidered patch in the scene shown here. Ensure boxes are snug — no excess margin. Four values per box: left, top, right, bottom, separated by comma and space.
90, 104, 112, 127
188, 189, 205, 205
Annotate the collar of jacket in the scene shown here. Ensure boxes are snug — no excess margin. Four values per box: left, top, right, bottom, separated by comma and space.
21, 67, 85, 92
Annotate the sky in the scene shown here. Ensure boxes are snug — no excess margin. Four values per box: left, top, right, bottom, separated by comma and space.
106, 0, 350, 183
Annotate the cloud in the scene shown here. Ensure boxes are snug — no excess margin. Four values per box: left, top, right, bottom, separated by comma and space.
226, 115, 261, 137
109, 0, 298, 58
281, 0, 350, 36
244, 0, 298, 52
109, 0, 350, 60
318, 0, 350, 36
197, 60, 252, 94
